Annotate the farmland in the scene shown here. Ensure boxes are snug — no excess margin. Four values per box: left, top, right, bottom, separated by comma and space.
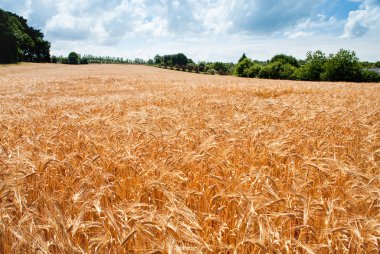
0, 63, 380, 253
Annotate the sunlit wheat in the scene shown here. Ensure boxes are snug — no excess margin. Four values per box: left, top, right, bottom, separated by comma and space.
0, 63, 379, 253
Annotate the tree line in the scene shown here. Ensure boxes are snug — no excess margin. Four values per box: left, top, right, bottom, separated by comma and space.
0, 9, 50, 64
153, 53, 234, 75
52, 53, 147, 65
233, 50, 380, 82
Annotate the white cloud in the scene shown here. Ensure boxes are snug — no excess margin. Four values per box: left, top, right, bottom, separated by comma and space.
1, 0, 379, 61
342, 0, 380, 38
283, 14, 344, 39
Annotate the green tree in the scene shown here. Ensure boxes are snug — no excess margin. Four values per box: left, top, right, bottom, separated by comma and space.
68, 52, 79, 64
0, 9, 50, 63
234, 58, 252, 77
270, 54, 299, 67
154, 54, 163, 65
321, 49, 362, 82
172, 53, 188, 66
295, 50, 327, 81
238, 53, 247, 63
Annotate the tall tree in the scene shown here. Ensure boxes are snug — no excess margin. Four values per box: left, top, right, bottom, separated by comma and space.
238, 53, 247, 63
0, 8, 50, 64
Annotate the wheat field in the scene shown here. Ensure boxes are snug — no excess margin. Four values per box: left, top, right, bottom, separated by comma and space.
0, 63, 379, 253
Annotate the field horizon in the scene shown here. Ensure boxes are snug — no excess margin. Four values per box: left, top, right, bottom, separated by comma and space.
1, 63, 379, 253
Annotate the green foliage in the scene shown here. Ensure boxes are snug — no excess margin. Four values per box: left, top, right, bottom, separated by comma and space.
375, 61, 380, 68
212, 62, 229, 75
68, 52, 79, 65
321, 49, 362, 82
362, 69, 380, 82
51, 56, 58, 63
231, 49, 378, 82
258, 62, 296, 80
208, 69, 216, 75
159, 53, 188, 67
360, 61, 374, 68
80, 57, 89, 64
246, 64, 261, 78
234, 58, 252, 77
238, 53, 247, 63
187, 63, 195, 72
198, 62, 206, 72
154, 55, 163, 65
270, 54, 299, 67
295, 50, 327, 81
0, 8, 50, 63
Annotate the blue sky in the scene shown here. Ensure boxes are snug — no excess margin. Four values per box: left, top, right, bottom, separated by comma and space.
1, 0, 379, 62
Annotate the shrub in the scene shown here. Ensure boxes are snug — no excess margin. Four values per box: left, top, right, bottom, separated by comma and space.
80, 58, 89, 64
212, 62, 229, 75
246, 64, 261, 78
208, 69, 216, 75
258, 62, 296, 80
362, 69, 380, 82
198, 62, 206, 72
187, 63, 195, 72
61, 57, 69, 64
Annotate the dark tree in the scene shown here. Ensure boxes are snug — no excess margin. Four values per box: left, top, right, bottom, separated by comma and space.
172, 53, 188, 66
68, 52, 79, 64
80, 57, 89, 64
154, 55, 163, 65
238, 53, 247, 63
0, 8, 50, 63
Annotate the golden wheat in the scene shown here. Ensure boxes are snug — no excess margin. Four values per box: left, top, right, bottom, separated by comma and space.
0, 63, 379, 253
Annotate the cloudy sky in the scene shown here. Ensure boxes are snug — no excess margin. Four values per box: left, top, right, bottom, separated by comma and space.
1, 0, 380, 62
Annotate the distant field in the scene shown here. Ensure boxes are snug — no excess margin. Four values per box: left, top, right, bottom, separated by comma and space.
1, 63, 379, 253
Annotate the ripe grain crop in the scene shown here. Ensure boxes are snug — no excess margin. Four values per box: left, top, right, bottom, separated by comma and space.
0, 63, 379, 253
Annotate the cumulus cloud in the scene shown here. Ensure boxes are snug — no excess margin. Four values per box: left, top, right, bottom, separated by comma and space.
283, 14, 344, 39
1, 0, 379, 61
1, 0, 344, 40
342, 0, 380, 38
